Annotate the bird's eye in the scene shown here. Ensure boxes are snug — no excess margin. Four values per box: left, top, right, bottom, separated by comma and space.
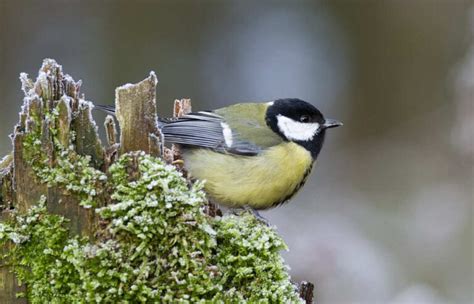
300, 115, 311, 123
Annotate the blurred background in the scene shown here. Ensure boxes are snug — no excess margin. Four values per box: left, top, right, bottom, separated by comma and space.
0, 1, 472, 303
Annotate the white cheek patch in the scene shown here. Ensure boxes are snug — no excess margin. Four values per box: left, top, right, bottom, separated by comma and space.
276, 115, 320, 141
221, 122, 233, 147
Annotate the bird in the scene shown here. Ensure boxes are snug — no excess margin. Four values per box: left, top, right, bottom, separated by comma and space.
96, 98, 342, 210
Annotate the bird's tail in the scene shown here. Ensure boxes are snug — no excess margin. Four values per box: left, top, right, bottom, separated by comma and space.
94, 104, 116, 116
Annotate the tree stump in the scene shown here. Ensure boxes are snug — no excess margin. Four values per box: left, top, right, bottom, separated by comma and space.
0, 59, 314, 303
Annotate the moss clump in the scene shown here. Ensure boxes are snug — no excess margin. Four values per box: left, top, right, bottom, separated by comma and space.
213, 214, 302, 303
0, 153, 303, 303
0, 197, 84, 302
94, 152, 219, 302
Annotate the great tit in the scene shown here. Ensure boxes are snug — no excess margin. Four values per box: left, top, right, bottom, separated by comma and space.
97, 98, 342, 210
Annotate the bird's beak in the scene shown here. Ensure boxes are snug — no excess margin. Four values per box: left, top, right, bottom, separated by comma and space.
323, 118, 343, 129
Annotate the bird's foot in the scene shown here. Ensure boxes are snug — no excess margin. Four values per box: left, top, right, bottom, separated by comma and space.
243, 206, 270, 226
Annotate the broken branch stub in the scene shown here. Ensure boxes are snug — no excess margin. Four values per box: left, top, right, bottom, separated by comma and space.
173, 98, 192, 118
104, 115, 117, 147
12, 59, 102, 234
73, 101, 105, 169
298, 281, 314, 304
115, 72, 160, 156
171, 98, 192, 164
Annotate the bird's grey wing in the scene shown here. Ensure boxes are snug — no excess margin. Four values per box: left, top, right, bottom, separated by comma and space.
94, 104, 116, 116
161, 111, 263, 155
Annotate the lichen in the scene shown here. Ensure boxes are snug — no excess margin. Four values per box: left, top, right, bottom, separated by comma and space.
0, 152, 303, 303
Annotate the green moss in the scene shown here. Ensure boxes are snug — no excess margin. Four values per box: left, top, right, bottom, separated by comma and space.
93, 153, 219, 302
212, 214, 302, 303
0, 196, 84, 302
1, 152, 303, 303
22, 105, 106, 208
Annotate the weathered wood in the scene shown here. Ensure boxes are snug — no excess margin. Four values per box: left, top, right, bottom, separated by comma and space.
173, 98, 192, 118
171, 98, 192, 166
298, 281, 314, 304
148, 133, 162, 157
115, 72, 159, 155
72, 101, 105, 169
0, 265, 27, 304
104, 115, 117, 147
13, 132, 47, 213
11, 60, 99, 237
46, 188, 97, 238
103, 115, 119, 171
0, 155, 14, 210
57, 96, 72, 148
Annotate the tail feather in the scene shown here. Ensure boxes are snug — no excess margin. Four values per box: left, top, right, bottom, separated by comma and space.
94, 104, 116, 116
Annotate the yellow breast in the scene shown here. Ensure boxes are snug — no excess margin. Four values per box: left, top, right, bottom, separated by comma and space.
182, 142, 314, 209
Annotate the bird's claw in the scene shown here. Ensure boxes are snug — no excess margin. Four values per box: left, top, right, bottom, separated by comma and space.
243, 206, 270, 226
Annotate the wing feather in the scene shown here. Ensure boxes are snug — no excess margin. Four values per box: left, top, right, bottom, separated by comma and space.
161, 111, 262, 155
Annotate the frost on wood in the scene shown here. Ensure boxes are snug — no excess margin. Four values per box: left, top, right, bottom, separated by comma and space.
0, 59, 313, 303
171, 98, 192, 168
12, 59, 103, 230
115, 72, 160, 156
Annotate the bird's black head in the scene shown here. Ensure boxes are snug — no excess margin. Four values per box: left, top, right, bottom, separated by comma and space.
265, 98, 342, 159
